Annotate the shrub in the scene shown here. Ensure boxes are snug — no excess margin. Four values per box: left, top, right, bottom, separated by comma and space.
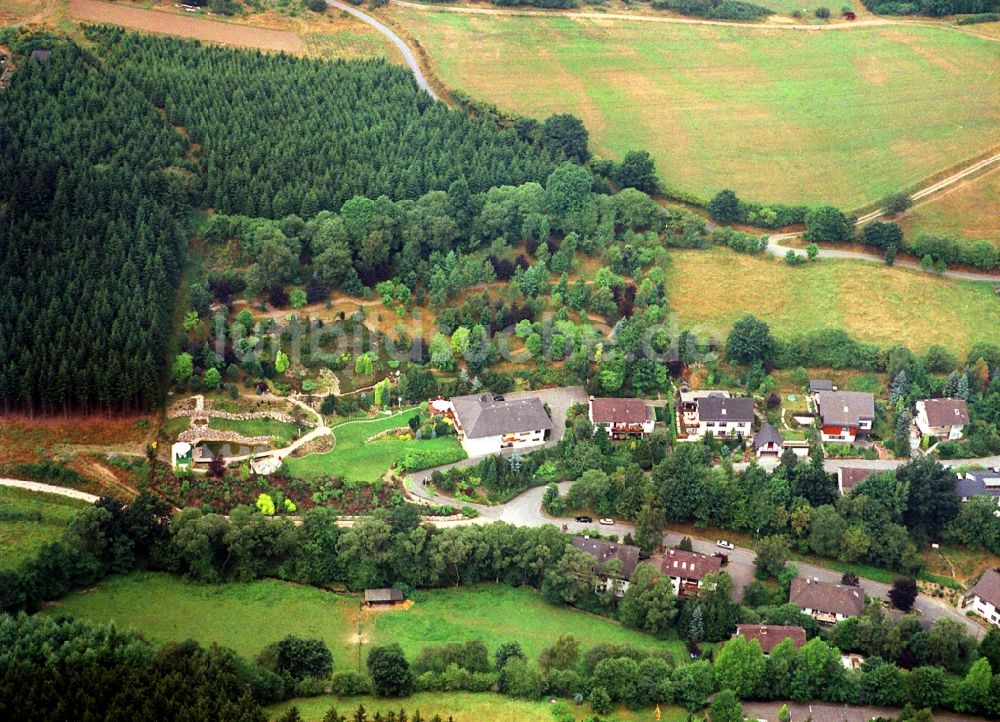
396, 446, 468, 472
306, 0, 327, 10
815, 6, 831, 16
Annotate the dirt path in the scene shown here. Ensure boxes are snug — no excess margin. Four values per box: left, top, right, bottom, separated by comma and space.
0, 478, 99, 504
768, 151, 1000, 280
67, 0, 304, 53
327, 0, 439, 100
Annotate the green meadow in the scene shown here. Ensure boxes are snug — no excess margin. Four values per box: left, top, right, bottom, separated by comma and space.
396, 7, 1000, 207
0, 486, 88, 570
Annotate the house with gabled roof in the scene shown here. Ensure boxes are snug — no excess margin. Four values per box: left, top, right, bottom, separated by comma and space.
838, 467, 874, 495
661, 548, 722, 598
964, 569, 1000, 627
734, 624, 806, 654
816, 390, 875, 443
955, 468, 1000, 505
790, 577, 864, 623
588, 396, 655, 438
447, 393, 552, 456
753, 422, 783, 458
915, 397, 969, 441
572, 536, 641, 597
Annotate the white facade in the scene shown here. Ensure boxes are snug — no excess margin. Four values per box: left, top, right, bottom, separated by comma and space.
459, 428, 546, 457
595, 576, 630, 597
965, 595, 1000, 627
693, 419, 752, 438
915, 400, 966, 440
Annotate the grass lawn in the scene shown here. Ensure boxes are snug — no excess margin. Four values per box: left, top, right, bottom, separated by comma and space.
667, 247, 1000, 355
392, 7, 1000, 207
41, 575, 681, 673
371, 584, 684, 663
0, 486, 89, 570
285, 409, 465, 481
898, 166, 1000, 246
267, 692, 692, 722
208, 417, 302, 447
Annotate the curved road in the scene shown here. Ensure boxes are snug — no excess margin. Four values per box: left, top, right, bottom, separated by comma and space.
768, 151, 1000, 281
325, 0, 439, 101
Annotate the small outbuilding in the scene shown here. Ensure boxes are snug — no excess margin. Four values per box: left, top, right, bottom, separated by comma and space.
364, 588, 405, 607
753, 422, 783, 458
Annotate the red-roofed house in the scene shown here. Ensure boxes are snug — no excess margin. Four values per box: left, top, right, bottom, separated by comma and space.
661, 549, 722, 598
588, 396, 655, 438
915, 398, 970, 441
734, 625, 807, 654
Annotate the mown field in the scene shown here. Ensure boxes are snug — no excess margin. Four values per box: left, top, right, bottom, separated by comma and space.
898, 166, 1000, 246
666, 248, 1000, 354
41, 574, 680, 668
0, 486, 88, 569
266, 692, 692, 722
393, 7, 1000, 207
285, 409, 465, 481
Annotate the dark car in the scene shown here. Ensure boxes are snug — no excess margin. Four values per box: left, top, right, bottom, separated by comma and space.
493, 395, 505, 402
575, 516, 593, 523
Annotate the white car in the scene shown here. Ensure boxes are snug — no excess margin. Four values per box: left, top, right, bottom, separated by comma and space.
716, 540, 735, 551
599, 518, 615, 526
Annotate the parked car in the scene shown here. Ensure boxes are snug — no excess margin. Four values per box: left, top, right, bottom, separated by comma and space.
716, 539, 735, 551
575, 516, 593, 523
492, 395, 505, 402
599, 518, 614, 526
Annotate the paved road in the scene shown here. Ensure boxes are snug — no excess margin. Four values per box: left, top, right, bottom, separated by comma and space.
326, 0, 439, 101
742, 700, 992, 722
768, 152, 1000, 281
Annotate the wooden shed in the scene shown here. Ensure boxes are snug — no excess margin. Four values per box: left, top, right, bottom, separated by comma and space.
364, 588, 405, 607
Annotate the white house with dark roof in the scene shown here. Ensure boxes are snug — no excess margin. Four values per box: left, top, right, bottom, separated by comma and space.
448, 394, 552, 456
753, 422, 783, 458
688, 395, 754, 438
964, 569, 1000, 627
816, 390, 875, 443
915, 398, 969, 440
588, 396, 655, 438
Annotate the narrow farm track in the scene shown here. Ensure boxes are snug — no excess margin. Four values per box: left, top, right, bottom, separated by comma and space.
0, 478, 99, 503
768, 151, 1000, 280
325, 0, 439, 100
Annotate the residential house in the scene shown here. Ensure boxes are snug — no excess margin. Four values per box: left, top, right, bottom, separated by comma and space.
572, 536, 641, 597
734, 624, 806, 654
691, 395, 754, 438
838, 467, 874, 496
964, 569, 1000, 627
447, 394, 552, 456
588, 396, 655, 438
660, 549, 722, 597
955, 468, 1000, 505
789, 578, 864, 623
815, 391, 875, 443
364, 588, 405, 608
678, 386, 730, 430
915, 398, 969, 441
753, 422, 783, 458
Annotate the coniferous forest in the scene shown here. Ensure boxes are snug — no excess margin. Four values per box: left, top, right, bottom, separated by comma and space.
0, 27, 562, 414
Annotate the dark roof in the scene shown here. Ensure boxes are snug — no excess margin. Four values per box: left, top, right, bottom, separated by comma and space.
660, 549, 722, 581
590, 397, 652, 424
451, 394, 552, 439
790, 578, 864, 617
809, 379, 834, 392
919, 398, 970, 427
753, 422, 782, 450
817, 390, 875, 427
572, 536, 641, 580
735, 624, 806, 653
697, 395, 754, 423
967, 569, 1000, 607
365, 588, 404, 603
839, 467, 874, 494
955, 470, 1000, 499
